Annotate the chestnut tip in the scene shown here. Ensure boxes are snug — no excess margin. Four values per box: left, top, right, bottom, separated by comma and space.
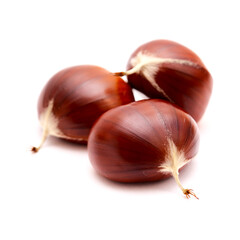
34, 65, 135, 151
113, 71, 126, 77
31, 146, 39, 153
183, 189, 199, 200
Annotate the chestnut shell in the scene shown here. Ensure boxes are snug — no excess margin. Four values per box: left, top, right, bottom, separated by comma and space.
88, 99, 200, 183
37, 65, 135, 143
126, 40, 213, 122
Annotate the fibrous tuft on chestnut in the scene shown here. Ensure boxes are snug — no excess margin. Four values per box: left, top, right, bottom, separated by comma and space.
115, 39, 213, 122
32, 65, 134, 152
88, 99, 200, 199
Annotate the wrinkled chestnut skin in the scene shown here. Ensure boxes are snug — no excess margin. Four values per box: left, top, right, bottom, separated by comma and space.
127, 40, 213, 122
88, 99, 200, 183
38, 65, 135, 142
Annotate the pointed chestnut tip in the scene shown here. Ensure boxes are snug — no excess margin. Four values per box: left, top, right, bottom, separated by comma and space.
113, 72, 126, 77
31, 146, 39, 153
183, 189, 199, 200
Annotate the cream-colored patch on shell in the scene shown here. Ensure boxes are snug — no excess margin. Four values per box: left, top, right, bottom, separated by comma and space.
39, 99, 63, 138
159, 139, 188, 175
32, 99, 85, 152
128, 51, 199, 102
157, 139, 198, 198
39, 99, 84, 142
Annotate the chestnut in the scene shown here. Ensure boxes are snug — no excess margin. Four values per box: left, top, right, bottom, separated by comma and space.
88, 99, 200, 199
32, 65, 135, 152
116, 39, 213, 122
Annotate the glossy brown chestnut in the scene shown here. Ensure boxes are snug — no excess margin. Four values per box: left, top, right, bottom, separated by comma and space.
116, 39, 213, 122
32, 65, 135, 152
88, 99, 200, 198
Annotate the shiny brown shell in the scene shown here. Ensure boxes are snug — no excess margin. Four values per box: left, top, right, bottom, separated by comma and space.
126, 40, 213, 122
37, 65, 135, 144
88, 99, 200, 183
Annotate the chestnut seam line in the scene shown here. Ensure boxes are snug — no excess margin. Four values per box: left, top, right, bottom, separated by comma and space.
163, 60, 203, 69
127, 53, 203, 102
127, 52, 200, 75
156, 59, 208, 99
100, 118, 164, 155
161, 65, 205, 82
145, 72, 174, 104
125, 59, 173, 103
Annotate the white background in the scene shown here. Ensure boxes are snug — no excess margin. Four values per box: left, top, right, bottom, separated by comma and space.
0, 0, 240, 239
